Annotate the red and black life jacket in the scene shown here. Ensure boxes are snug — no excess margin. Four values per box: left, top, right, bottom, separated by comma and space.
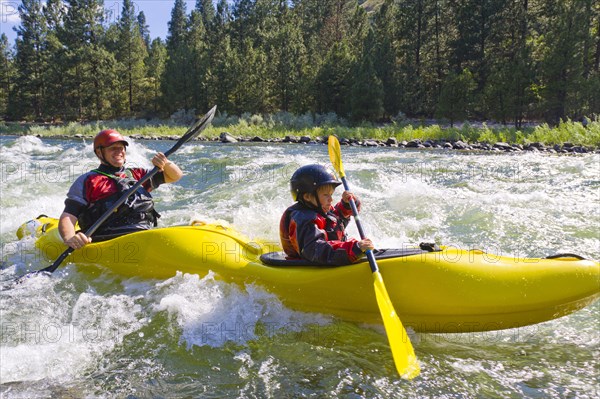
279, 201, 360, 265
78, 168, 160, 237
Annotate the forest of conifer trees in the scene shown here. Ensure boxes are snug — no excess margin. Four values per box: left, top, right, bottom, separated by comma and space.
0, 0, 598, 127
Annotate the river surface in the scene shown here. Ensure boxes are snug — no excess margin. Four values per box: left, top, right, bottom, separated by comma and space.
0, 135, 598, 398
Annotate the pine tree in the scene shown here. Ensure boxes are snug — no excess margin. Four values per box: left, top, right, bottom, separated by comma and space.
59, 0, 118, 120
346, 2, 369, 53
483, 0, 534, 126
446, 0, 482, 74
116, 0, 148, 115
232, 0, 255, 48
137, 11, 151, 49
189, 8, 210, 112
227, 0, 272, 113
350, 29, 384, 122
578, 0, 599, 118
267, 1, 307, 112
146, 38, 167, 116
196, 0, 216, 32
167, 0, 188, 48
425, 0, 451, 114
435, 68, 476, 127
394, 0, 429, 116
162, 0, 193, 114
588, 1, 600, 115
445, 0, 505, 117
0, 34, 14, 118
190, 0, 216, 113
372, 0, 399, 118
320, 0, 355, 53
293, 0, 345, 113
5, 0, 598, 124
205, 0, 235, 113
215, 0, 231, 29
229, 37, 269, 114
537, 0, 587, 123
252, 0, 283, 112
9, 0, 48, 120
42, 0, 67, 120
315, 40, 354, 116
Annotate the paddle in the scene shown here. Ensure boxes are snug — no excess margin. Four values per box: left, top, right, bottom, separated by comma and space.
327, 135, 420, 380
19, 105, 217, 279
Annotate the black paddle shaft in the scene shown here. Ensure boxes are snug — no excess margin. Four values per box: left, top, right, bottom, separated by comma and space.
23, 106, 217, 277
340, 176, 378, 273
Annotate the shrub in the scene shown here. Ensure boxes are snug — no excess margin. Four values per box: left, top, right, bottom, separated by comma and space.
391, 111, 407, 124
170, 109, 197, 125
315, 112, 341, 127
249, 114, 264, 126
7, 113, 599, 147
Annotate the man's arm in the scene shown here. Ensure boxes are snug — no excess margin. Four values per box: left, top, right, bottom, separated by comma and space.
58, 211, 91, 249
152, 152, 183, 183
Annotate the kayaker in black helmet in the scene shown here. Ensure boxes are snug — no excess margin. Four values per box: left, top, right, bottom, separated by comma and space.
280, 164, 374, 265
58, 129, 183, 249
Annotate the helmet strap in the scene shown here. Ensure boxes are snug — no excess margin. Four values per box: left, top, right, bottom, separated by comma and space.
97, 147, 123, 168
301, 192, 321, 211
314, 192, 326, 212
96, 147, 107, 164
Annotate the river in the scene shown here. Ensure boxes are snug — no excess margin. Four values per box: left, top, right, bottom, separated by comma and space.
1, 135, 598, 398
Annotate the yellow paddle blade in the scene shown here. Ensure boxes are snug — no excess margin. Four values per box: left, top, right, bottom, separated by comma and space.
373, 272, 421, 379
327, 135, 345, 178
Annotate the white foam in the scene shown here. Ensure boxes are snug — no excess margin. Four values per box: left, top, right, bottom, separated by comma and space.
8, 136, 63, 156
0, 277, 144, 383
153, 271, 330, 348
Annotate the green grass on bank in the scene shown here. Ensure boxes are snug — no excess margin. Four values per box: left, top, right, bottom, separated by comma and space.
1, 114, 599, 147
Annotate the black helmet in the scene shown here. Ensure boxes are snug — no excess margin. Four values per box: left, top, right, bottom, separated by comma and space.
290, 164, 341, 201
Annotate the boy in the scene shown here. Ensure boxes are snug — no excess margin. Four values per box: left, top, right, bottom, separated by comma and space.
280, 164, 374, 265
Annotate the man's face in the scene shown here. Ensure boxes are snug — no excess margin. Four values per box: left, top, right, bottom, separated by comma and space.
98, 142, 126, 167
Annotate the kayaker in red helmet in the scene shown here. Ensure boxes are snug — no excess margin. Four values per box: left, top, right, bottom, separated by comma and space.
280, 164, 374, 265
58, 129, 183, 249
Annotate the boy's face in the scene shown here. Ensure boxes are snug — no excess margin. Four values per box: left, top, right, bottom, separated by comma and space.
304, 184, 335, 213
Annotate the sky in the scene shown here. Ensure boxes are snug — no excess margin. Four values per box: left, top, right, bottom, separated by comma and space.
0, 0, 199, 47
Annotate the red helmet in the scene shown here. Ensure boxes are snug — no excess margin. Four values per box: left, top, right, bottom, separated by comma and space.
93, 129, 129, 151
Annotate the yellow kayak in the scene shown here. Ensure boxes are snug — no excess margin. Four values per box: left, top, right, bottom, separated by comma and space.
18, 216, 600, 333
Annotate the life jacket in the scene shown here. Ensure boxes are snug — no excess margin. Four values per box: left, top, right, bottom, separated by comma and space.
280, 202, 354, 262
78, 168, 160, 237
322, 212, 348, 241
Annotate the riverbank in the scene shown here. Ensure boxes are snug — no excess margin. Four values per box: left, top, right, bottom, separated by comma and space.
237, 135, 598, 154
1, 117, 598, 153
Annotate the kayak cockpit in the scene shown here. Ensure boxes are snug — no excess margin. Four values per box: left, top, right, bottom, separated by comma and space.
260, 245, 441, 266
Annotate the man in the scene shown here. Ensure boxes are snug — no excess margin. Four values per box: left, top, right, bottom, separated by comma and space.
59, 129, 183, 249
